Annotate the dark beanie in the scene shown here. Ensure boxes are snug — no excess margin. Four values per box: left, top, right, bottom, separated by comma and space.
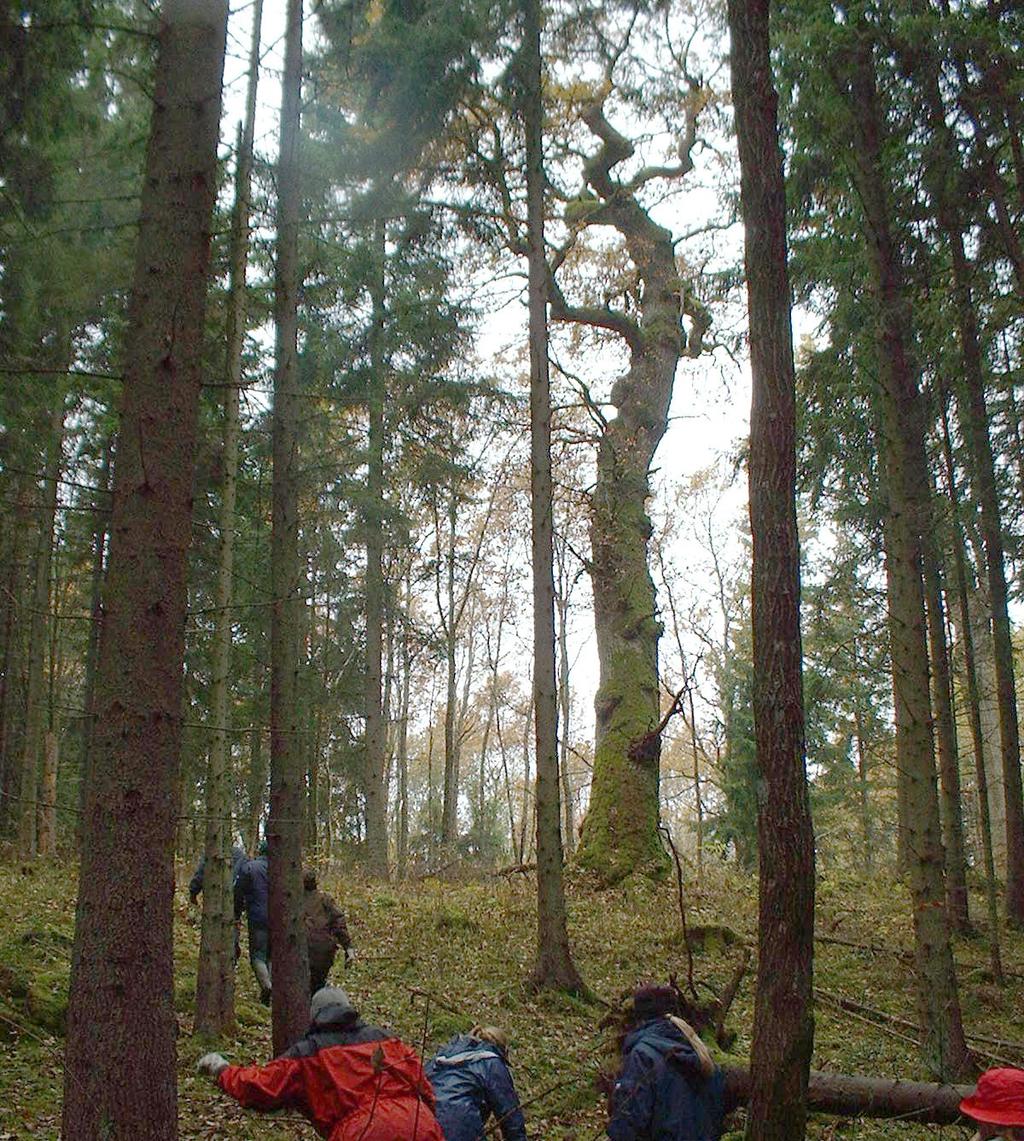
632, 984, 679, 1021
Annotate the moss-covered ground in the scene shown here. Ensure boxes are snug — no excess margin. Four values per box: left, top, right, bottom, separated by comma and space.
0, 859, 1020, 1139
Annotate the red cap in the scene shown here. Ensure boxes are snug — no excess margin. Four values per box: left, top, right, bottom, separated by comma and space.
961, 1069, 1024, 1126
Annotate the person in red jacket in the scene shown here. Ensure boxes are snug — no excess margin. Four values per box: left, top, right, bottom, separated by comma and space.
197, 986, 443, 1141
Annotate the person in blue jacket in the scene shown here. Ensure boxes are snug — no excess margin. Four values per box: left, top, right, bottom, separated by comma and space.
188, 843, 248, 903
606, 985, 724, 1141
233, 842, 271, 1004
425, 1024, 528, 1141
190, 842, 248, 962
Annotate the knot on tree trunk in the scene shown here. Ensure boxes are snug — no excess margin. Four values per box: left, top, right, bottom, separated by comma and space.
628, 729, 661, 768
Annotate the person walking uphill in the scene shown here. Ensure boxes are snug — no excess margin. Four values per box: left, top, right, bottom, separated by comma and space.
303, 868, 353, 995
234, 843, 271, 1004
426, 1025, 528, 1141
197, 986, 444, 1141
606, 985, 724, 1141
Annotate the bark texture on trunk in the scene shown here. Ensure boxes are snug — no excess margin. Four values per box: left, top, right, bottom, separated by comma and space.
727, 1, 815, 1137
560, 89, 707, 884
61, 3, 228, 1135
269, 0, 310, 1056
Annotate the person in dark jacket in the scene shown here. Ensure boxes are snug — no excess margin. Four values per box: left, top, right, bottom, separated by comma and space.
303, 869, 354, 995
606, 985, 724, 1141
197, 986, 444, 1141
233, 846, 271, 1003
188, 843, 248, 903
425, 1025, 527, 1141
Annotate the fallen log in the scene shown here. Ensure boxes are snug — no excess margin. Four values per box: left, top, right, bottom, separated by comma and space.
722, 1066, 972, 1124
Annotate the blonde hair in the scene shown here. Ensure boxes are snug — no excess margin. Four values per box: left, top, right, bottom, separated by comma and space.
470, 1025, 509, 1053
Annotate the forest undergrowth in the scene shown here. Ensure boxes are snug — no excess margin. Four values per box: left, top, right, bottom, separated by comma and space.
0, 859, 1017, 1139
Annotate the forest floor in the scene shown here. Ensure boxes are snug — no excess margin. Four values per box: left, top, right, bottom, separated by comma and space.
0, 857, 1019, 1139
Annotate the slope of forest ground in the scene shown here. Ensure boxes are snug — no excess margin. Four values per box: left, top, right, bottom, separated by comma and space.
0, 859, 1016, 1139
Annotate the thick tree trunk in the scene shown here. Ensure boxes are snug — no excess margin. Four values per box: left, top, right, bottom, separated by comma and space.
564, 105, 702, 884
843, 31, 968, 1080
269, 0, 310, 1055
523, 0, 583, 993
195, 0, 263, 1040
61, 3, 228, 1135
727, 2, 815, 1137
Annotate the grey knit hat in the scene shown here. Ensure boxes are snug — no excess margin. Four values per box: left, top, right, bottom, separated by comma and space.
310, 986, 354, 1021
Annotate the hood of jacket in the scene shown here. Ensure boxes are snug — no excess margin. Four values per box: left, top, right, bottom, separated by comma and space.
432, 1034, 504, 1067
622, 1017, 704, 1078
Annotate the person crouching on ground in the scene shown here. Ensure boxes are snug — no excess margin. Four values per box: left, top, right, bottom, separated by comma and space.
961, 1068, 1024, 1141
197, 986, 444, 1140
425, 1024, 527, 1141
606, 984, 724, 1141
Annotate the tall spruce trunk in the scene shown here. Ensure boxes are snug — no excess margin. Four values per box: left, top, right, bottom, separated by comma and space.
910, 31, 1024, 924
195, 0, 263, 1039
727, 1, 815, 1136
363, 217, 389, 876
949, 227, 1024, 925
441, 477, 460, 848
269, 0, 310, 1054
18, 386, 65, 858
940, 398, 1005, 983
922, 539, 970, 931
396, 596, 413, 877
37, 728, 58, 856
76, 437, 112, 852
556, 580, 575, 854
843, 32, 968, 1080
61, 3, 228, 1135
0, 479, 29, 839
523, 0, 583, 993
